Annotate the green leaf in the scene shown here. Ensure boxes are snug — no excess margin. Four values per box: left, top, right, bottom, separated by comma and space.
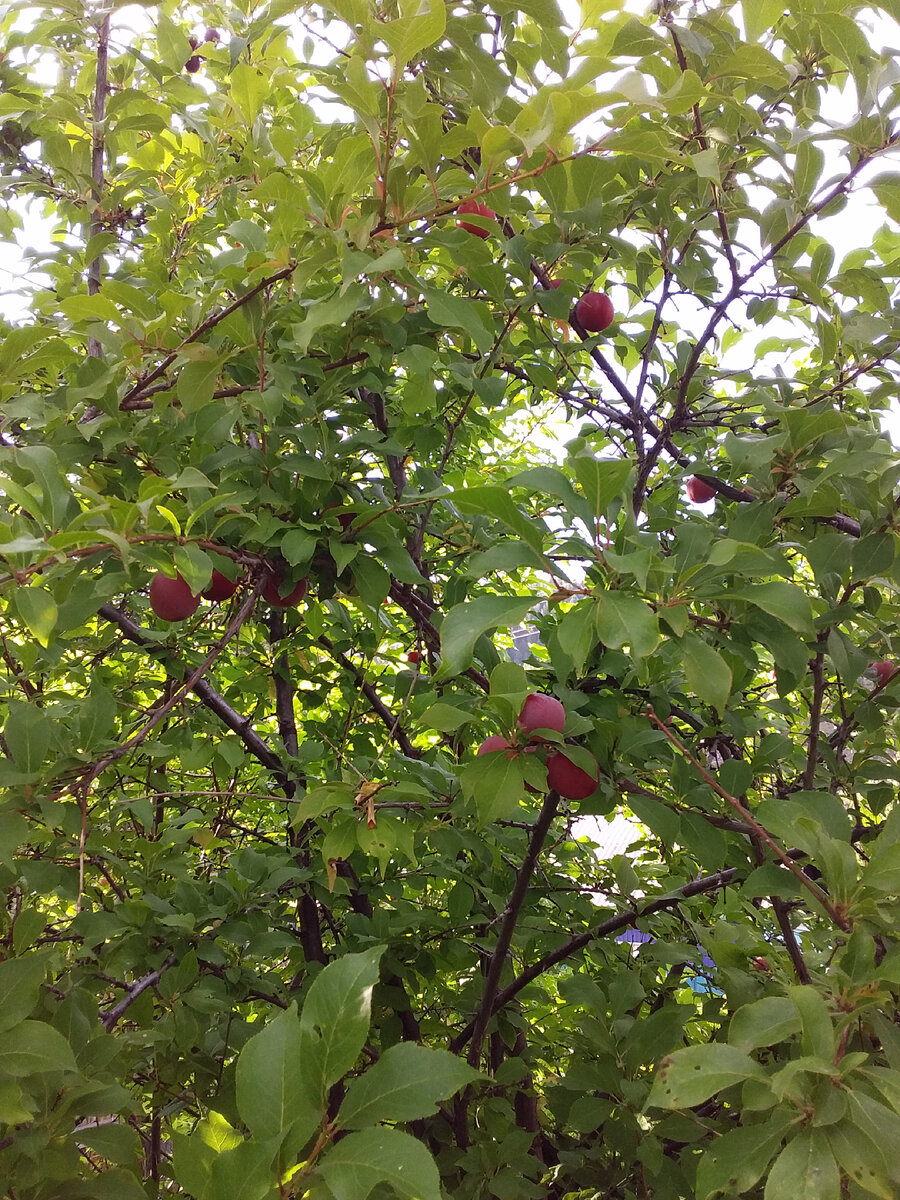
13, 585, 57, 647
0, 1019, 78, 1075
281, 528, 317, 567
59, 294, 124, 326
557, 600, 599, 674
729, 997, 800, 1054
691, 148, 720, 182
696, 1116, 785, 1199
301, 946, 385, 1090
570, 455, 632, 517
647, 1044, 766, 1109
210, 1137, 281, 1200
75, 1121, 143, 1167
736, 582, 814, 634
594, 592, 659, 657
454, 486, 547, 553
764, 1130, 839, 1200
3, 700, 50, 776
460, 749, 528, 826
794, 139, 824, 204
156, 11, 191, 71
860, 840, 900, 893
418, 702, 477, 733
423, 288, 493, 353
787, 986, 834, 1059
716, 43, 790, 87
509, 465, 590, 523
0, 954, 49, 1034
235, 1003, 320, 1145
435, 596, 536, 680
291, 284, 368, 354
339, 1043, 478, 1128
316, 1126, 442, 1200
291, 784, 356, 822
682, 636, 732, 715
741, 0, 785, 41
827, 1120, 894, 1199
379, 0, 447, 70
177, 359, 221, 413
230, 63, 270, 124
610, 16, 665, 56
5, 445, 72, 529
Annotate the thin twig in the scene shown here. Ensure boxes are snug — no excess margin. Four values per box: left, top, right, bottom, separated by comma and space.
119, 265, 296, 407
645, 709, 850, 930
98, 602, 294, 791
101, 956, 176, 1031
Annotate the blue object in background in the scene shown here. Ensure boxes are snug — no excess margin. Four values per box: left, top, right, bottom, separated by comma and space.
615, 931, 722, 995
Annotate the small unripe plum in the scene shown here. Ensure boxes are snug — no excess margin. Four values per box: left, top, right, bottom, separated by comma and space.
188, 35, 200, 49
203, 27, 220, 42
457, 198, 496, 239
262, 568, 308, 608
872, 660, 896, 687
546, 751, 600, 800
574, 291, 614, 333
203, 569, 240, 602
150, 572, 200, 621
185, 54, 203, 72
477, 735, 513, 756
518, 693, 566, 736
686, 476, 716, 503
407, 651, 420, 664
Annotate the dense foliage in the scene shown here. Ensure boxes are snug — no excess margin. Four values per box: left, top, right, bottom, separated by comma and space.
1, 0, 900, 1196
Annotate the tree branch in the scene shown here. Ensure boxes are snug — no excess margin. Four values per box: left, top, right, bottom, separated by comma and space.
86, 11, 110, 361
98, 604, 294, 793
465, 789, 561, 1067
450, 866, 739, 1052
318, 636, 421, 759
101, 955, 176, 1031
119, 265, 295, 408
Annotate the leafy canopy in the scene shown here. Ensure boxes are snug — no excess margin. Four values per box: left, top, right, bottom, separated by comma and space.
1, 0, 900, 1197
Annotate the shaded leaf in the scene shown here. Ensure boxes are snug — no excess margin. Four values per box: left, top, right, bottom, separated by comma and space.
317, 1127, 441, 1200
647, 1044, 765, 1109
339, 1043, 479, 1128
435, 596, 536, 680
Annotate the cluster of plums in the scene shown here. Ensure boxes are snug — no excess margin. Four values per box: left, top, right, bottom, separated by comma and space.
149, 564, 307, 621
455, 197, 615, 334
147, 504, 360, 621
477, 692, 600, 801
185, 26, 219, 72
